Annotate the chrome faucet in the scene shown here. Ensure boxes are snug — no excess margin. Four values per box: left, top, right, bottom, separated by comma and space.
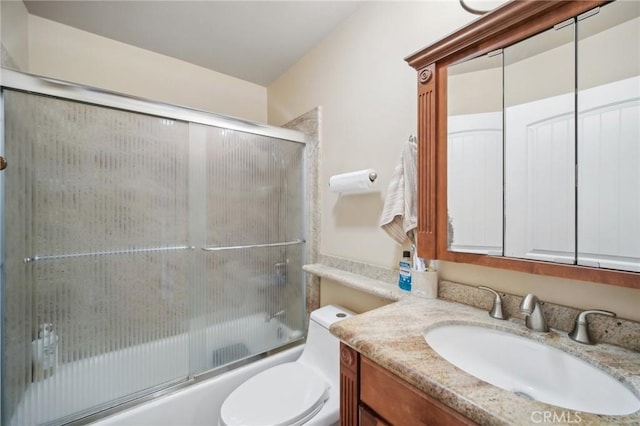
265, 309, 286, 323
568, 309, 616, 345
477, 286, 507, 320
519, 293, 549, 332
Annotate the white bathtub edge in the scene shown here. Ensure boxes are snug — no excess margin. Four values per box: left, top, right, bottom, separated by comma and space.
91, 345, 304, 426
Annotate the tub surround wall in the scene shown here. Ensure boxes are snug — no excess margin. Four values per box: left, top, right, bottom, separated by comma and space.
282, 107, 321, 318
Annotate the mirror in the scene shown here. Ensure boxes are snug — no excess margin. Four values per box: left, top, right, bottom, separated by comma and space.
576, 1, 640, 272
447, 53, 503, 255
445, 0, 639, 273
503, 21, 576, 263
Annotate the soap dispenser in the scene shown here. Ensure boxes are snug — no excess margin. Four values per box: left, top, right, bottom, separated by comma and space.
32, 323, 58, 380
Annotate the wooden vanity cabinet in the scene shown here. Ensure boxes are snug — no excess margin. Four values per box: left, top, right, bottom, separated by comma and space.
340, 343, 476, 426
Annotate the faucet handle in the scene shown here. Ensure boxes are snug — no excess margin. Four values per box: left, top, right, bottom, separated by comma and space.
477, 286, 507, 320
568, 309, 616, 345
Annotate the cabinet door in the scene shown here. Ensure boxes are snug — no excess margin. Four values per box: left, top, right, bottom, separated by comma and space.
360, 357, 476, 426
360, 404, 390, 426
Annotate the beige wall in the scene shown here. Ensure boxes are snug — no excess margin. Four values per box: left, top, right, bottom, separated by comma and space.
269, 1, 474, 267
320, 279, 391, 314
0, 0, 29, 70
269, 2, 640, 321
28, 15, 267, 122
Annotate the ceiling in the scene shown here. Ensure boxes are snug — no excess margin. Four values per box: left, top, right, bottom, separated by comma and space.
24, 1, 363, 86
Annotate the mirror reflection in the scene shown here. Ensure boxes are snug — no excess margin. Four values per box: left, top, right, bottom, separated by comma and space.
445, 1, 640, 274
504, 21, 576, 263
577, 1, 640, 272
447, 53, 503, 254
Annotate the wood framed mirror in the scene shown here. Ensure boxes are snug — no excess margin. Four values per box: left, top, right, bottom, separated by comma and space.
406, 0, 639, 289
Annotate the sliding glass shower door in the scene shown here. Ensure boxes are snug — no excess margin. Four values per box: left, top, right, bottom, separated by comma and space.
1, 81, 305, 426
189, 125, 305, 374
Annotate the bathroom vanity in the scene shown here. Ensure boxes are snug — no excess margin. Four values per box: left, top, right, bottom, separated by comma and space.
332, 296, 640, 425
340, 343, 475, 425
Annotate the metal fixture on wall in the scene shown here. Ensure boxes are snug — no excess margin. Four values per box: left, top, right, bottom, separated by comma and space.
459, 0, 491, 15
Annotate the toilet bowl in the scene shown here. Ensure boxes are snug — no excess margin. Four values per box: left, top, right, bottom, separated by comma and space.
219, 305, 354, 426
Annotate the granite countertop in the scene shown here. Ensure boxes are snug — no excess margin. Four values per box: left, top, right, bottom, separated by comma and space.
330, 297, 640, 425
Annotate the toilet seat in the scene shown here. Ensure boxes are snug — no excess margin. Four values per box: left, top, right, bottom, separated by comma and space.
219, 362, 329, 426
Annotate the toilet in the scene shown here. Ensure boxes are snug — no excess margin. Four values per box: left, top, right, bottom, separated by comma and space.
219, 305, 354, 426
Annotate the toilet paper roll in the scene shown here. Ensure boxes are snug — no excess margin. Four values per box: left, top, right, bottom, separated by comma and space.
329, 169, 378, 194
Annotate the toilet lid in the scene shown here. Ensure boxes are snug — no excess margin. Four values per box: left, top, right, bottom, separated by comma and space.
220, 362, 329, 426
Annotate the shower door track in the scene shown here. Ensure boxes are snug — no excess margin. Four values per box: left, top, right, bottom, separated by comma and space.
201, 239, 305, 252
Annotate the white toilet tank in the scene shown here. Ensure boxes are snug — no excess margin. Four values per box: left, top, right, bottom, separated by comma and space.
297, 305, 354, 383
219, 305, 354, 426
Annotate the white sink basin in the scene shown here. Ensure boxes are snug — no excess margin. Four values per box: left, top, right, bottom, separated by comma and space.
423, 324, 640, 416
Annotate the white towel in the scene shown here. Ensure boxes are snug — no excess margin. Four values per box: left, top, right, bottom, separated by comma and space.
379, 140, 418, 244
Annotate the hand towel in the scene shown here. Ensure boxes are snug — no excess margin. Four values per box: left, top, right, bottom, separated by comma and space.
379, 140, 418, 244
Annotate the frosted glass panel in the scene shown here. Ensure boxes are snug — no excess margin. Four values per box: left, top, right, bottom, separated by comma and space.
204, 128, 304, 247
3, 90, 190, 425
189, 127, 305, 374
190, 245, 305, 373
1, 89, 306, 425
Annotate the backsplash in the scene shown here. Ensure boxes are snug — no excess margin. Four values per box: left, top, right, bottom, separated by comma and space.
319, 254, 398, 283
439, 281, 640, 352
312, 255, 640, 352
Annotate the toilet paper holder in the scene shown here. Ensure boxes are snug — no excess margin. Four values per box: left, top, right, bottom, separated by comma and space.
328, 169, 378, 193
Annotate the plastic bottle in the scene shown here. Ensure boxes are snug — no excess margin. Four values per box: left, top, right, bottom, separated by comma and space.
398, 250, 412, 291
32, 323, 58, 380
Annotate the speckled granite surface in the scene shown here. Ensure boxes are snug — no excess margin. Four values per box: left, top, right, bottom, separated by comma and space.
318, 254, 399, 284
303, 263, 406, 301
283, 108, 321, 315
330, 297, 640, 425
304, 263, 640, 351
304, 262, 640, 423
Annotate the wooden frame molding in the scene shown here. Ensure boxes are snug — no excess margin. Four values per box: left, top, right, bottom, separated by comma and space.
340, 343, 359, 426
406, 0, 639, 289
417, 63, 437, 258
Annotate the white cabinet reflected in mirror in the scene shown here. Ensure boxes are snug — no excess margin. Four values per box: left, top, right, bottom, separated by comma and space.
504, 20, 576, 263
447, 53, 503, 255
446, 0, 640, 273
577, 1, 640, 272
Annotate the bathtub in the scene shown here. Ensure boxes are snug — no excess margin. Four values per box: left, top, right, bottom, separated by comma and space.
9, 313, 303, 426
92, 345, 303, 426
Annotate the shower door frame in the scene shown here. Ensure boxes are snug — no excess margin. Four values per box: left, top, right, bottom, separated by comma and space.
0, 69, 306, 143
0, 68, 308, 425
